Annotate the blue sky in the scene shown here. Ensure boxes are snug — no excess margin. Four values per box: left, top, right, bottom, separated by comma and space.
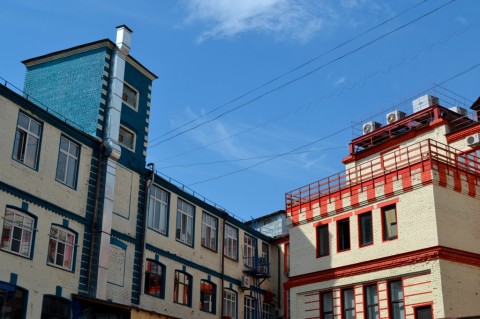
2, 0, 479, 220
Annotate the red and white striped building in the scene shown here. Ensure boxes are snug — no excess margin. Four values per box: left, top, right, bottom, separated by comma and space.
283, 95, 480, 319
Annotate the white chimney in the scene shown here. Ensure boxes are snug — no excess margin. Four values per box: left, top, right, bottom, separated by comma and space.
116, 25, 132, 55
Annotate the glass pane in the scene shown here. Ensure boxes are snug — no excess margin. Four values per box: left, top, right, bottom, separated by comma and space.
66, 157, 77, 186
56, 153, 67, 181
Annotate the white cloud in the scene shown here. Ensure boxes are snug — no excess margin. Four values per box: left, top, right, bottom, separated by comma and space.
184, 0, 327, 43
183, 0, 392, 43
334, 76, 346, 86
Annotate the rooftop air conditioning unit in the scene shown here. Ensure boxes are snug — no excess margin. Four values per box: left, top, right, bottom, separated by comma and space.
241, 276, 250, 289
449, 106, 468, 116
386, 110, 406, 124
466, 133, 480, 147
362, 121, 381, 135
412, 95, 439, 113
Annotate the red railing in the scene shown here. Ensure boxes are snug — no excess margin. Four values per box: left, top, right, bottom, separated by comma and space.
286, 139, 480, 211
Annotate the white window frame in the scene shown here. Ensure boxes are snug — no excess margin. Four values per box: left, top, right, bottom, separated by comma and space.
118, 125, 136, 151
1, 208, 34, 257
224, 224, 238, 260
262, 302, 273, 319
176, 199, 194, 246
243, 234, 255, 268
13, 112, 41, 169
147, 186, 169, 235
244, 296, 256, 319
201, 212, 217, 251
223, 289, 237, 319
55, 136, 79, 188
47, 225, 75, 271
122, 81, 139, 111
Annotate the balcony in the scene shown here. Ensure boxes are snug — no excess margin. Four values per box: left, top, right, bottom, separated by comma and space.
243, 256, 270, 278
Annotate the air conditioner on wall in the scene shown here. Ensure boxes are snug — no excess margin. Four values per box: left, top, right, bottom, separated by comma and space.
386, 110, 406, 124
241, 276, 250, 289
466, 133, 480, 147
362, 121, 381, 135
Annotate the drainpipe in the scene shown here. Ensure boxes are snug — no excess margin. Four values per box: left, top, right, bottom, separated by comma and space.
220, 215, 226, 318
94, 25, 131, 300
138, 163, 154, 304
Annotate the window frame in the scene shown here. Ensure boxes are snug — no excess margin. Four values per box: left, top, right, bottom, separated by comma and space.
342, 288, 355, 319
1, 207, 36, 258
224, 224, 238, 261
244, 295, 256, 319
243, 233, 256, 268
175, 198, 195, 247
173, 270, 192, 307
47, 224, 77, 271
382, 204, 398, 241
388, 280, 405, 319
223, 288, 237, 319
358, 211, 373, 247
55, 136, 80, 189
118, 124, 136, 151
262, 302, 273, 319
414, 304, 433, 319
321, 291, 333, 319
122, 81, 139, 111
144, 259, 166, 299
41, 295, 71, 319
337, 218, 351, 252
201, 212, 218, 252
12, 111, 42, 170
147, 185, 170, 236
200, 279, 216, 314
316, 224, 329, 258
364, 284, 379, 319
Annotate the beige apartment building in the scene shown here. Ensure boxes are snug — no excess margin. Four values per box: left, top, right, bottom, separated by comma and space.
283, 94, 480, 319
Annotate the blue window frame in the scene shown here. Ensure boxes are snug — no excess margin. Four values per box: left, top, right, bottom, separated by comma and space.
55, 136, 79, 189
174, 270, 192, 307
200, 279, 216, 314
144, 259, 166, 299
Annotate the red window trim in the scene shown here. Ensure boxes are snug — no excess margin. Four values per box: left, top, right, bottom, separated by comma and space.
316, 224, 330, 258
358, 211, 374, 248
336, 217, 351, 253
381, 204, 398, 242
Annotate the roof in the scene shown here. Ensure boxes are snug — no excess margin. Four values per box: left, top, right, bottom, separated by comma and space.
22, 39, 158, 81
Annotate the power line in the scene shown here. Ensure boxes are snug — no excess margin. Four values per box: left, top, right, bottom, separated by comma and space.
149, 0, 456, 147
187, 61, 480, 186
157, 147, 345, 169
152, 11, 479, 163
150, 0, 430, 143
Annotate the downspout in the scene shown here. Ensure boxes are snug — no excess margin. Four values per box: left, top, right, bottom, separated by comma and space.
220, 215, 226, 318
277, 244, 281, 311
138, 163, 155, 304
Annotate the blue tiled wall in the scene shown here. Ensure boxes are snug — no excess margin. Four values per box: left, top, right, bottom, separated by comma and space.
24, 48, 108, 136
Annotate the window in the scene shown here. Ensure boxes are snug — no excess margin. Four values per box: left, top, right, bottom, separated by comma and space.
244, 234, 255, 268
262, 302, 273, 319
382, 205, 398, 240
55, 136, 79, 188
118, 125, 135, 150
317, 224, 329, 257
1, 208, 34, 257
201, 212, 217, 251
122, 82, 139, 110
224, 224, 238, 260
337, 218, 350, 251
321, 291, 333, 319
144, 260, 165, 298
173, 270, 192, 306
415, 305, 432, 319
0, 284, 26, 318
41, 296, 70, 319
47, 225, 75, 270
223, 289, 237, 319
284, 242, 290, 274
389, 280, 404, 319
147, 186, 169, 235
261, 242, 269, 274
365, 284, 379, 319
342, 289, 355, 319
13, 112, 41, 169
244, 296, 256, 319
200, 280, 216, 314
176, 199, 194, 246
359, 212, 373, 246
